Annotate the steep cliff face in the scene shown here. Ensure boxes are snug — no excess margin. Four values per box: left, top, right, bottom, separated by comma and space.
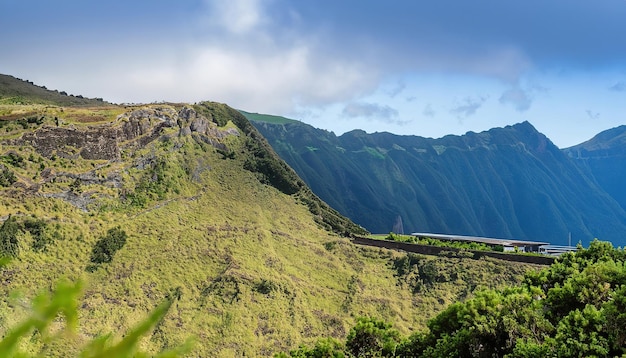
564, 125, 626, 213
250, 116, 626, 246
11, 106, 234, 161
0, 105, 241, 211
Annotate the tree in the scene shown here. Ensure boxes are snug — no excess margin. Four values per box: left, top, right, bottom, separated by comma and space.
90, 227, 127, 264
0, 215, 20, 257
345, 317, 401, 357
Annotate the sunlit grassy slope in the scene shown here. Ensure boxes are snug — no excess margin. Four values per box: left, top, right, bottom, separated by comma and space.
238, 110, 298, 125
0, 76, 541, 356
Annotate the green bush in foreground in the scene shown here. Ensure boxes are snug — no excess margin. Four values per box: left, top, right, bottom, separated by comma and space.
278, 240, 626, 357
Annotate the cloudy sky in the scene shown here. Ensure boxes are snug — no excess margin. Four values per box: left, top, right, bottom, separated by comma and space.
2, 0, 626, 148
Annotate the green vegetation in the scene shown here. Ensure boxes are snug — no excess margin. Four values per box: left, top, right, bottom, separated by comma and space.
279, 240, 626, 357
0, 259, 191, 357
384, 232, 499, 252
0, 215, 54, 256
0, 74, 111, 107
90, 227, 127, 264
0, 166, 16, 186
0, 80, 542, 356
202, 101, 368, 236
240, 110, 299, 125
0, 216, 20, 257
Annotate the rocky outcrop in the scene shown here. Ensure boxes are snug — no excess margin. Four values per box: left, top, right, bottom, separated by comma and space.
9, 106, 239, 161
2, 105, 240, 211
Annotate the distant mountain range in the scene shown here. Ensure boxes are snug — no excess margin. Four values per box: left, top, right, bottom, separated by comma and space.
246, 111, 626, 246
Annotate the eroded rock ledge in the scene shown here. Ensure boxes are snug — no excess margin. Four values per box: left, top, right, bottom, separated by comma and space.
10, 106, 239, 161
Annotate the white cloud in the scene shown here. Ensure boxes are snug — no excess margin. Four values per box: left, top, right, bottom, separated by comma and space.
15, 0, 382, 114
499, 86, 532, 112
342, 102, 398, 119
422, 103, 435, 117
108, 39, 379, 114
450, 96, 487, 119
203, 0, 266, 34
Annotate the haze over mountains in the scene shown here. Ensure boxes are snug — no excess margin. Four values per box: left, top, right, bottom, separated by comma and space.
247, 112, 626, 247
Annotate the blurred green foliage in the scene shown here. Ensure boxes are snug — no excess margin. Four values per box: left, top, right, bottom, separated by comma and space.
0, 258, 191, 358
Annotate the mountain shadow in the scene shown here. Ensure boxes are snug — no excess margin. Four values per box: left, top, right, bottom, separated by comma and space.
248, 113, 626, 246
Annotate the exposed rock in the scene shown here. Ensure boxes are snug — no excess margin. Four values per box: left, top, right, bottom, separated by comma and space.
17, 125, 120, 160
41, 190, 99, 212
190, 117, 210, 134
8, 106, 240, 162
55, 170, 122, 188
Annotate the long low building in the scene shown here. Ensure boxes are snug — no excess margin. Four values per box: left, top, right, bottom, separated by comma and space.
538, 245, 579, 256
410, 232, 550, 253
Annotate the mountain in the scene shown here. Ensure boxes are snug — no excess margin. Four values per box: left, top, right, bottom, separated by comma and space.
0, 75, 538, 356
0, 74, 109, 106
564, 125, 626, 213
247, 113, 626, 246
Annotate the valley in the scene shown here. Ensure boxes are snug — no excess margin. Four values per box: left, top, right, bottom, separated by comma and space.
0, 75, 541, 356
247, 112, 626, 247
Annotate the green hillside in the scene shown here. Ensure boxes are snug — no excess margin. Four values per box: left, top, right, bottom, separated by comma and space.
0, 77, 540, 356
281, 240, 626, 357
0, 74, 110, 107
248, 116, 626, 247
238, 110, 299, 125
564, 125, 626, 213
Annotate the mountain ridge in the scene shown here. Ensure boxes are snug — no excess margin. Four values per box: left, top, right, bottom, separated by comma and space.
564, 125, 626, 218
0, 74, 544, 356
248, 113, 626, 246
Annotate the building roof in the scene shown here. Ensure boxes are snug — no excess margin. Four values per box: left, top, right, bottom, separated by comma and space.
410, 232, 550, 247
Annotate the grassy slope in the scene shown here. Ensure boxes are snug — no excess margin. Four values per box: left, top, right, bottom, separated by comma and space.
0, 80, 540, 356
0, 74, 111, 107
238, 110, 299, 125
248, 116, 626, 247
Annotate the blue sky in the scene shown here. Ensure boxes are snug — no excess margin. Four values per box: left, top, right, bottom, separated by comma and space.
2, 0, 626, 148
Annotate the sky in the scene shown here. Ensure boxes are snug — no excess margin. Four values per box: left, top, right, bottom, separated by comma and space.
1, 0, 626, 148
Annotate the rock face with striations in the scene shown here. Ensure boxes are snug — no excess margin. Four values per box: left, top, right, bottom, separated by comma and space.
564, 125, 626, 213
249, 116, 626, 246
2, 105, 240, 211
12, 106, 238, 161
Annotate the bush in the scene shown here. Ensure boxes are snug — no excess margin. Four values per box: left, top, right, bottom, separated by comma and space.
1, 152, 24, 167
345, 317, 401, 357
254, 279, 278, 295
0, 216, 20, 257
23, 217, 50, 252
90, 227, 127, 264
0, 166, 17, 187
278, 338, 346, 357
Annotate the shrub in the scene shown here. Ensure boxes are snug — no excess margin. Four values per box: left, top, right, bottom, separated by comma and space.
345, 317, 401, 357
1, 152, 24, 167
254, 279, 278, 295
90, 227, 127, 264
23, 217, 49, 252
0, 216, 20, 257
0, 166, 17, 187
278, 338, 346, 357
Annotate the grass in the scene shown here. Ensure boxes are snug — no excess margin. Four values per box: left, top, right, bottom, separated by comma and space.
0, 74, 112, 107
240, 110, 299, 125
0, 98, 543, 356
